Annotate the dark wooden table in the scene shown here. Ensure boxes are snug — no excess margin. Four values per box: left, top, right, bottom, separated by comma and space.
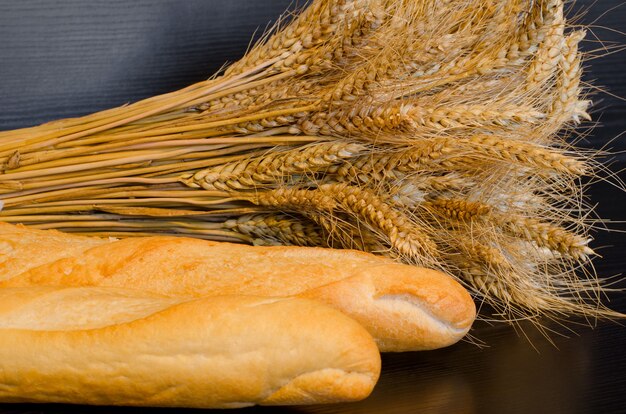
1, 1, 625, 413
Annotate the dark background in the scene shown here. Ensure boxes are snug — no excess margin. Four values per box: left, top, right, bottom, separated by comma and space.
0, 1, 624, 413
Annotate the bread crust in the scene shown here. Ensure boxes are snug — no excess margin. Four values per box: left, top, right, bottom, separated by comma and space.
0, 287, 380, 408
0, 223, 107, 281
0, 223, 476, 351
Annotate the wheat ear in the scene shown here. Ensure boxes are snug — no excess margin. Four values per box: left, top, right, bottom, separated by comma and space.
224, 213, 326, 247
248, 184, 437, 262
180, 142, 366, 190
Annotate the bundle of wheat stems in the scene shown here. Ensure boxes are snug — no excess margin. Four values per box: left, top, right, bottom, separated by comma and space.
0, 0, 622, 328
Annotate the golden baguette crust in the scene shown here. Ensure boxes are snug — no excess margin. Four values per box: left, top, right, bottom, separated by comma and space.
0, 287, 380, 408
300, 265, 476, 351
0, 223, 107, 281
0, 223, 476, 351
3, 232, 388, 293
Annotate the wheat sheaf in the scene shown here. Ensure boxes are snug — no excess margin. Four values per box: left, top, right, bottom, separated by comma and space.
0, 0, 622, 329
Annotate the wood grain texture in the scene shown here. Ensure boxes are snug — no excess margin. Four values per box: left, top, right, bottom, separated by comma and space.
0, 1, 624, 413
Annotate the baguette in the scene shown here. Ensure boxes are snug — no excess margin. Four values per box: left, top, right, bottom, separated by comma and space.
0, 286, 381, 408
0, 223, 476, 351
0, 222, 107, 281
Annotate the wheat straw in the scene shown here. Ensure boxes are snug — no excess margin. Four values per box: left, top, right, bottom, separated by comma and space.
0, 0, 620, 326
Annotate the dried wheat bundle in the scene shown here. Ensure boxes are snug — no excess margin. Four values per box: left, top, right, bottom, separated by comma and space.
1, 0, 622, 327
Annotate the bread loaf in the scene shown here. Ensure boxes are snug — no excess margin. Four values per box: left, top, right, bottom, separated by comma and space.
0, 222, 107, 281
0, 286, 380, 408
0, 223, 476, 351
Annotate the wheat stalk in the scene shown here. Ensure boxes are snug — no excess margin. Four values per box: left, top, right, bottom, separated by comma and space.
0, 0, 620, 326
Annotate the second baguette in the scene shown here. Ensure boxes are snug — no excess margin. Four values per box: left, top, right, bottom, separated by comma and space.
0, 286, 380, 408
